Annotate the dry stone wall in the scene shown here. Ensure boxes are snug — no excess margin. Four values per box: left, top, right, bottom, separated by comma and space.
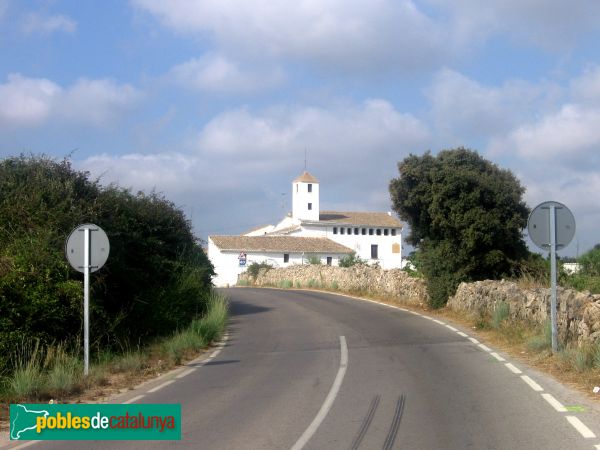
448, 280, 600, 345
239, 265, 600, 346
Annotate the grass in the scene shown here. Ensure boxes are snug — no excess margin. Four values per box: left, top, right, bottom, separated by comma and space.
237, 278, 251, 286
278, 279, 293, 289
0, 291, 229, 404
491, 302, 510, 329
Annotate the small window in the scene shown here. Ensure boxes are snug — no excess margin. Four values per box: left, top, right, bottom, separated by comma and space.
333, 227, 338, 234
341, 227, 345, 235
308, 203, 312, 210
361, 228, 367, 235
347, 228, 352, 234
296, 184, 298, 193
308, 183, 312, 192
326, 256, 332, 266
376, 229, 382, 236
384, 229, 389, 236
371, 244, 378, 259
284, 253, 289, 263
369, 228, 374, 235
354, 228, 359, 235
391, 229, 397, 236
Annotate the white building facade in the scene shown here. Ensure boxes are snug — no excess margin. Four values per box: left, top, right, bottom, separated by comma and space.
209, 171, 403, 286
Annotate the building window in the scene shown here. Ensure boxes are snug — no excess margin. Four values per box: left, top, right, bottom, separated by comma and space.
354, 228, 359, 235
369, 228, 374, 235
392, 243, 400, 254
376, 229, 382, 236
361, 228, 367, 235
327, 256, 332, 266
284, 253, 289, 263
308, 203, 312, 210
391, 229, 397, 236
333, 227, 338, 234
308, 183, 312, 192
371, 245, 378, 259
347, 228, 352, 234
341, 227, 345, 235
384, 229, 389, 236
296, 184, 298, 193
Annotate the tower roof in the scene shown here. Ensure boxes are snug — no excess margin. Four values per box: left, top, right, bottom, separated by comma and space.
293, 171, 319, 183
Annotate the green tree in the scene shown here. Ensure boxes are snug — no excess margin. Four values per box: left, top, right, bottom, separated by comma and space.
389, 148, 529, 307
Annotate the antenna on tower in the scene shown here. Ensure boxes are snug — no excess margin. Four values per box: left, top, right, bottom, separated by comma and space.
304, 148, 307, 171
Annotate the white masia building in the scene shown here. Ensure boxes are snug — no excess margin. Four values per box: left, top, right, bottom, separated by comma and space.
208, 171, 403, 286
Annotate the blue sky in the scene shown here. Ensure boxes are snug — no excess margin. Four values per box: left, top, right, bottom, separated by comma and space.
2, 1, 600, 256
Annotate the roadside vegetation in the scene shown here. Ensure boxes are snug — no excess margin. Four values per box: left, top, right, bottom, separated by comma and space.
0, 154, 226, 406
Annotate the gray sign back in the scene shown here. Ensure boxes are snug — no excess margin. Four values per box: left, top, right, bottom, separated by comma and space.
65, 224, 110, 272
527, 201, 575, 251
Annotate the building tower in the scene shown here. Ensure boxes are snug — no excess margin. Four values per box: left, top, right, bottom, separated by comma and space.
292, 171, 319, 222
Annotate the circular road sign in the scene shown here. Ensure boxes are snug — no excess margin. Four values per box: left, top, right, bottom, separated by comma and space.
65, 223, 110, 273
528, 201, 575, 251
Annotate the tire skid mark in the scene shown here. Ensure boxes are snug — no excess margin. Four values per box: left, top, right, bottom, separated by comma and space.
349, 395, 380, 450
382, 395, 405, 450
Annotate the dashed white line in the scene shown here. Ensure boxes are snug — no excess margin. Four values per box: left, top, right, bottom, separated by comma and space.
491, 352, 505, 362
566, 416, 596, 438
290, 336, 348, 450
123, 394, 145, 404
445, 325, 458, 332
541, 393, 567, 412
521, 375, 543, 392
147, 379, 176, 393
478, 343, 492, 352
505, 363, 522, 374
468, 337, 480, 344
457, 331, 468, 337
176, 368, 195, 379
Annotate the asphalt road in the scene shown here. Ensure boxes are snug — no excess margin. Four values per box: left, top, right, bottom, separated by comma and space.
6, 287, 600, 449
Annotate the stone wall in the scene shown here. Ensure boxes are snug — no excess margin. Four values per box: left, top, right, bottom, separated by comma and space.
238, 264, 428, 307
448, 280, 600, 344
239, 265, 600, 345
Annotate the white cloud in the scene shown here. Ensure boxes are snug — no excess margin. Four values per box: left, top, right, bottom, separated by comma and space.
169, 54, 285, 93
0, 1, 8, 20
570, 65, 600, 105
132, 0, 447, 72
22, 13, 77, 35
428, 0, 600, 50
0, 74, 142, 128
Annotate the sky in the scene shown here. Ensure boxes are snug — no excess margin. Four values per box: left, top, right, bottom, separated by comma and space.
1, 0, 600, 257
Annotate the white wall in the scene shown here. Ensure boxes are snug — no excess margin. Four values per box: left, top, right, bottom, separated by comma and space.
292, 181, 319, 222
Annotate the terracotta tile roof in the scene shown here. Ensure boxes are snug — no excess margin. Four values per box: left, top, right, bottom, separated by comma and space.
317, 211, 403, 228
293, 171, 319, 183
210, 235, 353, 253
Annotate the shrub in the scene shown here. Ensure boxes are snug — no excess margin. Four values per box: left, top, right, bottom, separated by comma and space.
246, 262, 273, 280
307, 255, 321, 265
339, 252, 364, 268
307, 279, 318, 288
491, 303, 510, 329
278, 279, 293, 289
295, 281, 302, 288
330, 281, 339, 290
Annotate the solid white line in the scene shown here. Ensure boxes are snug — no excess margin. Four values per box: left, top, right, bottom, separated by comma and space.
290, 336, 348, 450
505, 363, 522, 374
433, 319, 445, 325
123, 394, 145, 404
457, 331, 468, 337
521, 375, 543, 392
566, 416, 596, 438
210, 350, 219, 357
491, 352, 505, 362
445, 325, 458, 331
147, 379, 176, 393
478, 343, 492, 352
541, 393, 567, 412
594, 444, 600, 449
176, 368, 195, 379
468, 337, 480, 344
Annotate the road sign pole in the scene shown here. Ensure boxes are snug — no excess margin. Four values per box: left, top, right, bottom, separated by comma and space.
549, 205, 558, 353
83, 227, 90, 376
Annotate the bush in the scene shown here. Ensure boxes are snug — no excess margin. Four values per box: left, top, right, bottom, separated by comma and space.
278, 279, 293, 289
307, 255, 321, 265
339, 252, 364, 268
491, 303, 510, 329
246, 262, 273, 280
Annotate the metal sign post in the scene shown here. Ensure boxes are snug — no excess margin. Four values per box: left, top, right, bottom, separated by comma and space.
528, 201, 575, 353
66, 224, 110, 376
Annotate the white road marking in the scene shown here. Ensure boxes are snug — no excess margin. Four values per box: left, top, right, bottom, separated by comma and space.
505, 363, 522, 374
10, 442, 38, 450
290, 336, 348, 450
541, 393, 567, 412
433, 319, 445, 325
176, 368, 195, 379
457, 331, 468, 337
445, 325, 458, 331
123, 394, 145, 404
594, 444, 600, 449
210, 351, 219, 357
147, 379, 176, 393
468, 337, 480, 344
521, 375, 543, 392
478, 343, 492, 352
491, 352, 505, 362
566, 416, 596, 438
